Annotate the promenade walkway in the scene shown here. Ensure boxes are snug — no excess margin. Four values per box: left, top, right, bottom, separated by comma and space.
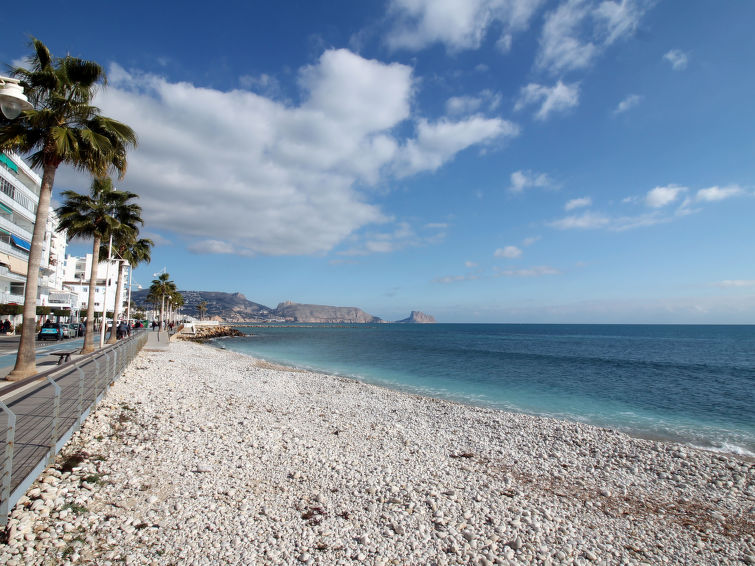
144, 330, 170, 351
0, 329, 170, 381
0, 332, 149, 524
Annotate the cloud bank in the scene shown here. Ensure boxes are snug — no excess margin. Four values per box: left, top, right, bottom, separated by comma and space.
96, 49, 515, 256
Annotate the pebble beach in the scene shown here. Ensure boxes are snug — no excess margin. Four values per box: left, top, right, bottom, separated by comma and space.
2, 340, 753, 565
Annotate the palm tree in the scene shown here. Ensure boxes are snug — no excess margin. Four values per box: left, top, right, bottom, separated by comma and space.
56, 177, 142, 353
0, 39, 137, 379
197, 300, 208, 321
100, 235, 152, 343
149, 273, 175, 330
170, 291, 185, 325
145, 290, 160, 325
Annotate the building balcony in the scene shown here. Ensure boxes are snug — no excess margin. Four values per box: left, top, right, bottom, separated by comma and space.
0, 292, 24, 304
0, 167, 38, 216
0, 215, 33, 244
0, 265, 26, 283
0, 239, 27, 259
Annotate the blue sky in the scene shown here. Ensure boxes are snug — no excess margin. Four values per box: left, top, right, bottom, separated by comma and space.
1, 1, 753, 323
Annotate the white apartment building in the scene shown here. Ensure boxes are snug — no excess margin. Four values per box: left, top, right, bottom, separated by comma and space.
0, 151, 74, 321
61, 253, 130, 318
0, 151, 39, 304
0, 151, 134, 326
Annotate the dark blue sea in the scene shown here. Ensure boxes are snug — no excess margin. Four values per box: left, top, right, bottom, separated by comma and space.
217, 324, 755, 457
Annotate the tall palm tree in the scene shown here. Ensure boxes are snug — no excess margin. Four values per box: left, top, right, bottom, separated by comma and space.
149, 273, 175, 329
56, 177, 142, 353
145, 290, 160, 324
0, 38, 136, 379
197, 300, 208, 321
170, 291, 184, 325
100, 235, 152, 343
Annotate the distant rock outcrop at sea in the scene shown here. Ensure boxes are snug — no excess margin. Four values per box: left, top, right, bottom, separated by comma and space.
274, 301, 384, 324
395, 311, 437, 323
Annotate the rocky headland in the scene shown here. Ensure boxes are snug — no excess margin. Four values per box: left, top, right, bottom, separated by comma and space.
395, 311, 437, 323
1, 341, 752, 565
274, 302, 384, 324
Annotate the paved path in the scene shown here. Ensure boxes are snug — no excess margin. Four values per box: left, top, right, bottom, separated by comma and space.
144, 330, 171, 351
0, 336, 87, 382
0, 332, 147, 515
0, 329, 170, 381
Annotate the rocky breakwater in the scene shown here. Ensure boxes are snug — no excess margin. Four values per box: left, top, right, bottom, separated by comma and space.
177, 325, 243, 342
1, 341, 753, 565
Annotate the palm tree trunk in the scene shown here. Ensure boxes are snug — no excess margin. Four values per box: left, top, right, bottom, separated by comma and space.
81, 236, 102, 353
107, 261, 124, 344
7, 162, 56, 380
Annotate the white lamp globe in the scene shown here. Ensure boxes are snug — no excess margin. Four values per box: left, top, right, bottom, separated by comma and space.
0, 77, 33, 119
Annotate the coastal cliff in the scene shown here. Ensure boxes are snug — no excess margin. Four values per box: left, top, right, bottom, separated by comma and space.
274, 301, 384, 323
395, 311, 436, 323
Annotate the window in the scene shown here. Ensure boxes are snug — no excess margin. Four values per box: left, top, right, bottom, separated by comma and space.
10, 282, 24, 295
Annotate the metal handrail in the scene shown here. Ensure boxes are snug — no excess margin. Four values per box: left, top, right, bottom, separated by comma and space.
0, 329, 147, 525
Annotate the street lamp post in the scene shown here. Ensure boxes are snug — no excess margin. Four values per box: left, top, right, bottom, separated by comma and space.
98, 235, 113, 348
126, 266, 142, 323
0, 76, 33, 119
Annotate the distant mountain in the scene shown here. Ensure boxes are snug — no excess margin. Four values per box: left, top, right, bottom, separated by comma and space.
274, 301, 384, 323
395, 311, 436, 323
132, 290, 433, 324
132, 289, 273, 322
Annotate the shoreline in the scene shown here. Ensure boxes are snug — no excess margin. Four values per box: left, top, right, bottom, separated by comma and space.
2, 341, 752, 564
208, 337, 755, 461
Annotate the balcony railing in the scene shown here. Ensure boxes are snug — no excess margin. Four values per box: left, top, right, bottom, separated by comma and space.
0, 292, 24, 304
0, 169, 38, 216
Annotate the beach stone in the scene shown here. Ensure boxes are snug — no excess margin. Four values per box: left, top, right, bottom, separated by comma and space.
4, 339, 749, 566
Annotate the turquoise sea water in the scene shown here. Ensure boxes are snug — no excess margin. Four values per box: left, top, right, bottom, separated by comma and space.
216, 324, 755, 457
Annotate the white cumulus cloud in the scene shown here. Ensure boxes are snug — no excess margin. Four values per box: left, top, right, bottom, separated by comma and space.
445, 90, 501, 116
515, 81, 580, 120
90, 49, 514, 257
695, 185, 744, 202
508, 170, 553, 192
565, 197, 592, 210
537, 0, 652, 75
394, 116, 519, 177
614, 94, 642, 114
494, 245, 523, 258
645, 185, 687, 208
188, 240, 237, 255
713, 280, 755, 288
497, 265, 560, 277
386, 0, 545, 52
434, 274, 481, 284
663, 49, 689, 70
549, 211, 611, 229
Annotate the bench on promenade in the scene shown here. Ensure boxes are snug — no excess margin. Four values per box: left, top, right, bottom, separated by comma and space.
52, 351, 78, 365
